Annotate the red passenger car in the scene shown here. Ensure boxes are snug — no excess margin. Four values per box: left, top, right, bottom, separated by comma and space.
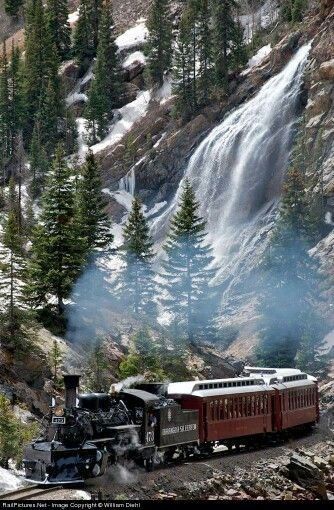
168, 367, 319, 449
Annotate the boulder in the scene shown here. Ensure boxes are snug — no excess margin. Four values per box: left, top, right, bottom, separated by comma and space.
59, 59, 80, 92
123, 60, 145, 82
288, 454, 328, 500
319, 59, 334, 80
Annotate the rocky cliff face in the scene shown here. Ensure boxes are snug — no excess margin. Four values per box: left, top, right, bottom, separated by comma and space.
303, 1, 334, 343
96, 1, 334, 358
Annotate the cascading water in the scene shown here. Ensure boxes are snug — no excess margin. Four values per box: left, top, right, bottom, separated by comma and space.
151, 43, 311, 309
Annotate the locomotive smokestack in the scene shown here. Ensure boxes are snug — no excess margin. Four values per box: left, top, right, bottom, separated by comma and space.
63, 375, 80, 409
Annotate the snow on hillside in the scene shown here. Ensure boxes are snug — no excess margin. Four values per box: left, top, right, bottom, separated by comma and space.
122, 50, 146, 68
91, 89, 151, 154
241, 44, 272, 75
115, 19, 148, 51
0, 467, 24, 492
68, 10, 79, 25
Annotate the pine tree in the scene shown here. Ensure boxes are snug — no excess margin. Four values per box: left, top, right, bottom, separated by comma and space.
73, 0, 92, 73
160, 179, 216, 344
255, 168, 324, 367
116, 197, 156, 316
76, 150, 113, 257
74, 0, 102, 73
86, 337, 109, 391
86, 0, 122, 142
173, 0, 215, 117
212, 0, 246, 93
87, 0, 103, 53
146, 0, 172, 87
0, 43, 11, 161
49, 339, 63, 384
0, 182, 27, 350
4, 0, 24, 16
196, 0, 214, 106
29, 120, 49, 196
24, 0, 54, 128
27, 146, 84, 315
173, 6, 195, 119
46, 0, 71, 61
8, 44, 24, 154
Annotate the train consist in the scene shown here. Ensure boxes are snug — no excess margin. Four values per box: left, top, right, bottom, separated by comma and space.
23, 367, 319, 484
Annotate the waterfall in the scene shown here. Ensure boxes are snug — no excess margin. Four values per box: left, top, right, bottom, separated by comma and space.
151, 43, 311, 303
119, 166, 136, 195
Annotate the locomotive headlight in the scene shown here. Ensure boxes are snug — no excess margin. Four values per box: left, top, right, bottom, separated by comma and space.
54, 406, 65, 417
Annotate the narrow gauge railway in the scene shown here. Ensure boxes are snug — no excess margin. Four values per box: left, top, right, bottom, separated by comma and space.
0, 485, 63, 500
22, 366, 319, 485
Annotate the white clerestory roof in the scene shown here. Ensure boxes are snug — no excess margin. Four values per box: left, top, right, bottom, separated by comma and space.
167, 367, 317, 397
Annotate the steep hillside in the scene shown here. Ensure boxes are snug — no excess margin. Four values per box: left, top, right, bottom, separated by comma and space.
75, 1, 333, 358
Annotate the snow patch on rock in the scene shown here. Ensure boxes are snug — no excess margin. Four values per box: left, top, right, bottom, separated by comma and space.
242, 44, 272, 75
0, 467, 24, 492
122, 51, 146, 69
116, 20, 148, 51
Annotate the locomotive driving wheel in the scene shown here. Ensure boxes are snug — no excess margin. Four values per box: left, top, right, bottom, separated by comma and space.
144, 456, 154, 472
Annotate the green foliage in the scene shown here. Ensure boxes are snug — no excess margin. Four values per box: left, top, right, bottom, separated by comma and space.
118, 329, 190, 381
29, 120, 49, 196
27, 146, 85, 315
0, 395, 39, 469
0, 43, 11, 161
74, 0, 103, 74
116, 197, 156, 316
0, 179, 32, 351
281, 0, 306, 22
4, 0, 24, 16
146, 0, 173, 87
49, 339, 63, 386
160, 179, 216, 345
86, 0, 122, 142
46, 0, 71, 61
86, 338, 110, 391
173, 0, 246, 117
212, 0, 247, 91
255, 167, 325, 367
76, 150, 113, 257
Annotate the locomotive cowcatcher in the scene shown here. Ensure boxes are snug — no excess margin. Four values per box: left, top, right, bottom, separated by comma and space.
23, 367, 319, 484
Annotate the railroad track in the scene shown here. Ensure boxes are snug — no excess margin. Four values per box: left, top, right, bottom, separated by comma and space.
0, 485, 63, 501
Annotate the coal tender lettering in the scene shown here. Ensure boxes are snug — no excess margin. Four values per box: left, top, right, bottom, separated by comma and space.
162, 423, 197, 435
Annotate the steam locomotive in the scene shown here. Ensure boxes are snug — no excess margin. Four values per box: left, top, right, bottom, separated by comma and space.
23, 368, 319, 485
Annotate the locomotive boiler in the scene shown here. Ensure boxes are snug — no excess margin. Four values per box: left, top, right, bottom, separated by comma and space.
23, 367, 319, 485
23, 375, 198, 484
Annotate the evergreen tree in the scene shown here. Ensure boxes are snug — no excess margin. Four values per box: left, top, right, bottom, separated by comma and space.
173, 5, 195, 119
46, 0, 71, 61
24, 0, 54, 128
160, 179, 216, 344
212, 0, 247, 92
29, 120, 49, 196
255, 168, 324, 367
76, 150, 113, 256
8, 44, 24, 154
0, 43, 11, 161
146, 0, 172, 87
74, 0, 102, 73
196, 0, 214, 106
73, 0, 92, 73
49, 339, 63, 384
4, 0, 24, 17
173, 0, 215, 117
0, 182, 27, 350
86, 337, 109, 391
27, 146, 84, 315
281, 0, 306, 22
86, 0, 122, 142
116, 197, 156, 316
